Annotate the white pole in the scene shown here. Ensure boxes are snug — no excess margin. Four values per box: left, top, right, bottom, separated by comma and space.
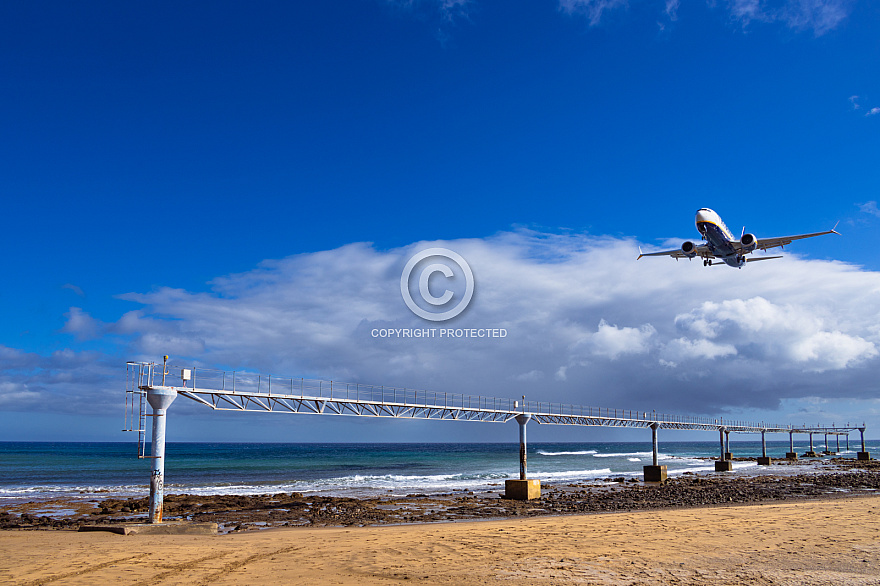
147, 386, 177, 523
515, 414, 531, 480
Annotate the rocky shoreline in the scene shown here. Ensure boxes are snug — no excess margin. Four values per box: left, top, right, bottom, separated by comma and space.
3, 457, 878, 533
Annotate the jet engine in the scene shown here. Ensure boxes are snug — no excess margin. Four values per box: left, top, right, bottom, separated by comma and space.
681, 241, 697, 258
740, 233, 758, 253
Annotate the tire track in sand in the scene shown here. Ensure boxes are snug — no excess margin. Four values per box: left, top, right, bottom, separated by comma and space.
134, 552, 233, 585
191, 545, 303, 585
20, 554, 150, 586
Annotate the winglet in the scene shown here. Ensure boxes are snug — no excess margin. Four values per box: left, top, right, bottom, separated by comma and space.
831, 221, 841, 236
637, 246, 644, 260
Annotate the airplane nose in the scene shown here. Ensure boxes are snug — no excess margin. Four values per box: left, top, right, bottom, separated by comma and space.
695, 209, 713, 223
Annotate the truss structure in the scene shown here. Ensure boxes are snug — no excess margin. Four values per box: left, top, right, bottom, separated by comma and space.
126, 361, 863, 437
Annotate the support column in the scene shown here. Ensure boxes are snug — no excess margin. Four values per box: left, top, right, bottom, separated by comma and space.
147, 386, 177, 524
518, 413, 529, 480
643, 423, 667, 481
715, 428, 733, 471
724, 430, 732, 460
805, 433, 817, 457
824, 433, 833, 455
652, 423, 658, 466
757, 430, 771, 465
836, 434, 840, 453
786, 431, 797, 460
505, 414, 540, 500
857, 427, 871, 460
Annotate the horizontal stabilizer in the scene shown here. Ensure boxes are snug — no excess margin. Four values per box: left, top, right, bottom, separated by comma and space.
746, 256, 783, 262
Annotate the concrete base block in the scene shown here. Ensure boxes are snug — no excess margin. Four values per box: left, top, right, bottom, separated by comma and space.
504, 479, 541, 500
723, 452, 733, 460
79, 522, 218, 536
715, 460, 734, 472
857, 452, 871, 461
823, 451, 836, 456
803, 451, 819, 457
757, 457, 772, 466
785, 452, 798, 460
643, 465, 668, 482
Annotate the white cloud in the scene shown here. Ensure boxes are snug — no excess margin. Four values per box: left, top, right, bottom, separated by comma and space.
61, 307, 105, 341
558, 0, 629, 26
588, 319, 657, 359
858, 201, 880, 218
0, 382, 41, 406
791, 331, 878, 371
439, 0, 472, 18
849, 97, 880, 118
62, 283, 85, 297
720, 0, 853, 35
663, 337, 738, 362
675, 297, 815, 339
0, 347, 119, 414
674, 296, 878, 372
727, 0, 768, 24
779, 0, 853, 35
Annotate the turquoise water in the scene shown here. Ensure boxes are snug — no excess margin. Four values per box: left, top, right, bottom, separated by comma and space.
1, 440, 876, 501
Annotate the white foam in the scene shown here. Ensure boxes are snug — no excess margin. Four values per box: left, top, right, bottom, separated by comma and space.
165, 467, 620, 496
666, 460, 758, 477
528, 468, 613, 481
593, 451, 673, 460
172, 471, 515, 497
0, 484, 145, 496
537, 450, 598, 456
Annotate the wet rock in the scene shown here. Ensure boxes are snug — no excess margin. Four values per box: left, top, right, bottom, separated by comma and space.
3, 459, 880, 532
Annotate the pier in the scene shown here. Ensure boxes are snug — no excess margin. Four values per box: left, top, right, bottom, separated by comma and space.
125, 360, 867, 520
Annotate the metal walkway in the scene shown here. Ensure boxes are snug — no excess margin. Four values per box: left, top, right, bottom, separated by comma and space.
125, 360, 864, 437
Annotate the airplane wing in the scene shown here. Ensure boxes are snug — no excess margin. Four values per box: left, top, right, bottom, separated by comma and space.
744, 226, 840, 252
638, 244, 713, 260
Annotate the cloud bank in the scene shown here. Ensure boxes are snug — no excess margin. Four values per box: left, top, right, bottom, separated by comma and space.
6, 229, 877, 427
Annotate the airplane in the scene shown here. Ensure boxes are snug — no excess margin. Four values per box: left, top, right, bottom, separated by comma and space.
637, 208, 839, 268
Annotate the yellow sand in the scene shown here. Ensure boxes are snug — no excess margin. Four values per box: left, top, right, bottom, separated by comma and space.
3, 496, 879, 585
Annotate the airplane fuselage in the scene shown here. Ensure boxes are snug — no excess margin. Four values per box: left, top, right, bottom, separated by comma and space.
695, 208, 743, 267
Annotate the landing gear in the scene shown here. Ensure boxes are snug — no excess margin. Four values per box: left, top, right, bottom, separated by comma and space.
704, 259, 712, 267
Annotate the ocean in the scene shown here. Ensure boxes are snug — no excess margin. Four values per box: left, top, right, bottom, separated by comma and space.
2, 440, 877, 504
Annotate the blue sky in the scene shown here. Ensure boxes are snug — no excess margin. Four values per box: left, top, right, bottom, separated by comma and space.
2, 0, 879, 443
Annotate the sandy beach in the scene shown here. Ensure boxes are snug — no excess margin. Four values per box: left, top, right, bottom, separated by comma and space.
2, 495, 878, 585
